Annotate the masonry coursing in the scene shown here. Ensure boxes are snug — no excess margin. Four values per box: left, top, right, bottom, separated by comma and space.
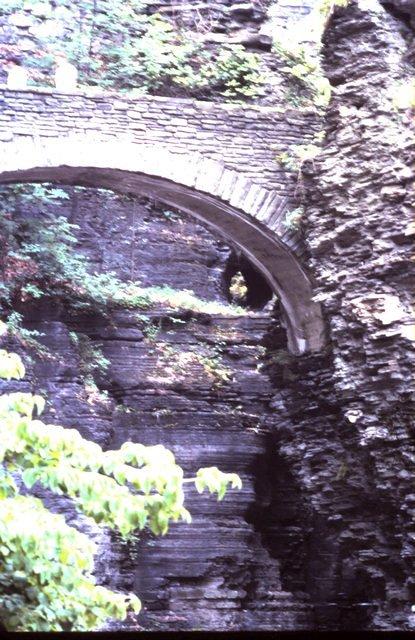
0, 88, 319, 193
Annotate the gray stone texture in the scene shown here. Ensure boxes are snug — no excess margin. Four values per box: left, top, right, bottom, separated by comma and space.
270, 0, 415, 630
0, 0, 414, 633
0, 89, 325, 354
0, 88, 318, 193
1, 190, 312, 631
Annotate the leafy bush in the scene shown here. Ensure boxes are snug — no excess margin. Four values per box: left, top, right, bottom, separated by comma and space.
0, 323, 242, 631
0, 185, 244, 342
96, 16, 264, 100
197, 45, 265, 100
0, 184, 82, 309
4, 311, 51, 360
229, 271, 248, 305
98, 14, 203, 94
115, 283, 244, 316
2, 0, 265, 101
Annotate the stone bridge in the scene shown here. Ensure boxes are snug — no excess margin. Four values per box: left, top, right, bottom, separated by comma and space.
0, 87, 325, 353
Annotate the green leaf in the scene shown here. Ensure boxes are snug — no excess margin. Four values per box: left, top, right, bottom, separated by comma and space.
22, 468, 39, 489
0, 344, 240, 631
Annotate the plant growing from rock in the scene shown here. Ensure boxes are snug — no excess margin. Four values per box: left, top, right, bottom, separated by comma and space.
229, 271, 248, 305
0, 184, 245, 356
270, 0, 350, 108
4, 0, 266, 101
0, 323, 242, 631
283, 206, 304, 231
69, 331, 110, 379
197, 44, 265, 100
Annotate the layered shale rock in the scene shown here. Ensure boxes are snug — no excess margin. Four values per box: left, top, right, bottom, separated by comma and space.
1, 0, 414, 632
3, 189, 313, 630
267, 0, 415, 630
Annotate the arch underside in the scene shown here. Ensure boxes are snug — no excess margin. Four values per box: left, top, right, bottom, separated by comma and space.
0, 149, 326, 354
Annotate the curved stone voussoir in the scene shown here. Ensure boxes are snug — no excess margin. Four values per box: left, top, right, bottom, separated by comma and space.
0, 132, 325, 356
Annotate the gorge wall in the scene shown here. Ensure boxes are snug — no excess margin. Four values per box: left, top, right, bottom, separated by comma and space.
2, 188, 314, 631
0, 0, 414, 633
268, 0, 415, 630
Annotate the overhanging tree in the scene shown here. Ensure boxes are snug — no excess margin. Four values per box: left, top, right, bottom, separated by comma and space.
0, 323, 241, 631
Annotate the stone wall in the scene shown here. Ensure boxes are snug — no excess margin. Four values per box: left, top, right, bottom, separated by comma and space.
0, 87, 328, 356
0, 88, 318, 193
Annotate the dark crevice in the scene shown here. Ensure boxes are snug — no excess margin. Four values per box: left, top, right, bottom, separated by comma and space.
380, 2, 414, 31
246, 437, 313, 598
223, 250, 273, 310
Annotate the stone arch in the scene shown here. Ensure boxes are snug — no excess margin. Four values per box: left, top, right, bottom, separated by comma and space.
0, 137, 325, 354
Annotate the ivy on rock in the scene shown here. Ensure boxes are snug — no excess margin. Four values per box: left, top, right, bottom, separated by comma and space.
0, 184, 244, 358
1, 0, 266, 101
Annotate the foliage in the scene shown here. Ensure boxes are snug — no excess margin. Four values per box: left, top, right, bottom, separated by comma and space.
0, 185, 244, 346
229, 271, 248, 305
4, 311, 50, 359
0, 184, 82, 311
4, 0, 266, 101
197, 351, 232, 388
276, 141, 322, 173
0, 325, 242, 631
69, 332, 110, 383
120, 284, 244, 316
319, 0, 350, 12
272, 38, 331, 108
96, 15, 265, 100
283, 206, 304, 231
270, 0, 350, 108
96, 14, 201, 93
197, 45, 265, 100
0, 0, 20, 15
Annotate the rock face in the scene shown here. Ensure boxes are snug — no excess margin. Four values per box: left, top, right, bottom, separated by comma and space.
0, 0, 414, 633
4, 188, 313, 630
267, 0, 415, 630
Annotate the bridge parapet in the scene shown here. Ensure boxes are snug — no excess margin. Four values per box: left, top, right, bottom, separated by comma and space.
0, 87, 319, 193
